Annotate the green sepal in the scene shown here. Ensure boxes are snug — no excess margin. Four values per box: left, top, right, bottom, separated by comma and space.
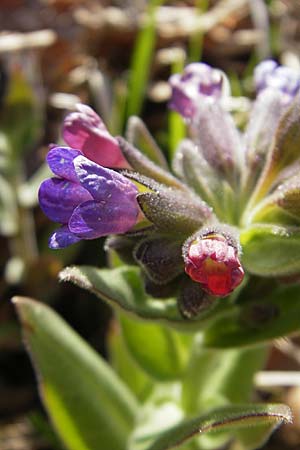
134, 236, 183, 284
173, 139, 223, 209
177, 277, 215, 319
143, 274, 181, 299
13, 297, 138, 450
117, 137, 184, 190
241, 224, 300, 276
137, 189, 214, 237
126, 116, 168, 169
249, 175, 300, 225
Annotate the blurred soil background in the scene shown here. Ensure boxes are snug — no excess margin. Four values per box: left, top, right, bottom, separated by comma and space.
1, 0, 300, 448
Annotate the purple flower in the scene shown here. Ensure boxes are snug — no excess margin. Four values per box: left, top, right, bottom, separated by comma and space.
245, 61, 300, 167
63, 104, 129, 168
168, 63, 226, 118
254, 60, 300, 103
39, 147, 139, 249
169, 63, 241, 178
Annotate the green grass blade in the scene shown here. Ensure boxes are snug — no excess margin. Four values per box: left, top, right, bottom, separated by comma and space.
125, 0, 164, 120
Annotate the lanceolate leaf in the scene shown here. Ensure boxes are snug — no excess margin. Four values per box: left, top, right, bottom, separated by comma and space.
249, 175, 300, 226
120, 314, 190, 381
14, 297, 138, 450
59, 265, 181, 322
202, 283, 300, 348
58, 265, 229, 330
241, 225, 300, 276
130, 404, 291, 450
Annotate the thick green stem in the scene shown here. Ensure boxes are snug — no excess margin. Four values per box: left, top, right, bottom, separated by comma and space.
182, 340, 268, 416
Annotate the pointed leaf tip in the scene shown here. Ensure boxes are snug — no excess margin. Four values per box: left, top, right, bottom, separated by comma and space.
130, 403, 292, 450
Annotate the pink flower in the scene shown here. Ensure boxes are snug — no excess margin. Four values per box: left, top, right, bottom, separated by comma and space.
184, 233, 244, 297
63, 104, 129, 168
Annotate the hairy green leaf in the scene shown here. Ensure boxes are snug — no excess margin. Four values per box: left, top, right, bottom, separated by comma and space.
203, 283, 300, 348
241, 224, 300, 276
59, 265, 181, 322
120, 314, 190, 381
126, 116, 168, 169
14, 297, 138, 450
130, 403, 291, 450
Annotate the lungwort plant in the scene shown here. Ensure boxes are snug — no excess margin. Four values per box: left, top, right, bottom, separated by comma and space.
15, 60, 300, 450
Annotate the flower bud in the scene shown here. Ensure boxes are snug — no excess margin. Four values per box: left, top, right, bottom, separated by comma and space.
168, 63, 225, 119
63, 104, 129, 168
254, 60, 300, 104
39, 147, 140, 248
183, 231, 244, 297
178, 277, 214, 319
134, 237, 183, 284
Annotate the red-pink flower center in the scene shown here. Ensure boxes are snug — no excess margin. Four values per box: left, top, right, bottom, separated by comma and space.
185, 235, 244, 296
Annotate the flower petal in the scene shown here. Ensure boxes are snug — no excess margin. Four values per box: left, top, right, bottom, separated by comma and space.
39, 178, 92, 223
63, 104, 127, 168
47, 146, 81, 182
73, 155, 138, 203
49, 225, 81, 249
68, 199, 139, 239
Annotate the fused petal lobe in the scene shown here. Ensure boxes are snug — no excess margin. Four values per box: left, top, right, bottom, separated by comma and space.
47, 147, 81, 182
49, 225, 81, 249
39, 178, 92, 223
68, 199, 139, 239
73, 155, 138, 202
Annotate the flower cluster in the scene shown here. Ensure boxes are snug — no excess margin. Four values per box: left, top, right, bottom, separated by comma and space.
39, 108, 139, 249
39, 60, 300, 318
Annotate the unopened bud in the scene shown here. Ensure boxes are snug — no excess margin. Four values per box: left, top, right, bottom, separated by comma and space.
169, 63, 225, 119
178, 277, 214, 319
183, 231, 244, 297
254, 60, 300, 104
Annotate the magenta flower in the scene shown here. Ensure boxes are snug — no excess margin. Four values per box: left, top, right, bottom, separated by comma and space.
39, 147, 139, 249
169, 63, 225, 118
63, 104, 129, 168
183, 233, 244, 297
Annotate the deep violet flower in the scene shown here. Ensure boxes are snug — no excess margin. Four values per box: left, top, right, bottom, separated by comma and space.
39, 147, 139, 249
63, 104, 129, 168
